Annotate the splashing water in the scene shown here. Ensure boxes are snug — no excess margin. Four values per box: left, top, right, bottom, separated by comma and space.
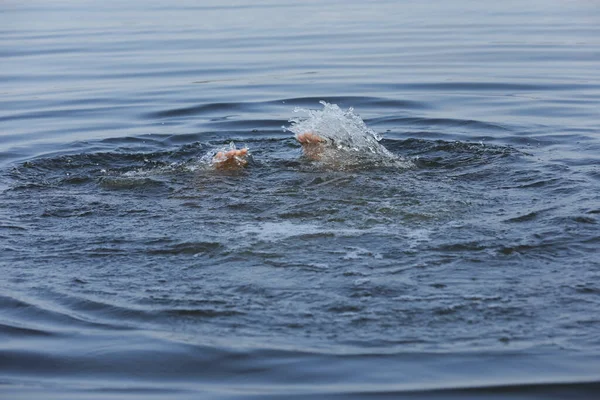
199, 141, 249, 169
286, 101, 398, 164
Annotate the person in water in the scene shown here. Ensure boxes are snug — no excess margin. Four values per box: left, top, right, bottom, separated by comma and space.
212, 102, 400, 170
212, 132, 325, 169
212, 147, 250, 169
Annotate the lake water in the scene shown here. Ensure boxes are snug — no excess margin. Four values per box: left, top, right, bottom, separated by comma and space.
1, 0, 600, 398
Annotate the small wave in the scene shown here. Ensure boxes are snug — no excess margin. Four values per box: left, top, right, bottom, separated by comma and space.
145, 102, 251, 119
8, 140, 252, 190
368, 116, 510, 132
374, 81, 595, 92
274, 96, 430, 110
0, 322, 55, 338
98, 176, 169, 191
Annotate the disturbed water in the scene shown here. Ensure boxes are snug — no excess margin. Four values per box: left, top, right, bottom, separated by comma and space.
2, 0, 600, 398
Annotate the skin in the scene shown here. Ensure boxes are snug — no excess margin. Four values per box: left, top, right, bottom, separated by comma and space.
212, 132, 327, 169
212, 148, 249, 170
296, 132, 327, 160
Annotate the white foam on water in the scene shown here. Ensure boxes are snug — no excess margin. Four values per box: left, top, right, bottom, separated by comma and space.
236, 221, 347, 243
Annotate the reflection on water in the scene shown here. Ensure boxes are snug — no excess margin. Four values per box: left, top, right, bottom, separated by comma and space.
1, 0, 600, 398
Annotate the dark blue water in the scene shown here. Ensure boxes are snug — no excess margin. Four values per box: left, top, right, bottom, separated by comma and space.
2, 1, 600, 398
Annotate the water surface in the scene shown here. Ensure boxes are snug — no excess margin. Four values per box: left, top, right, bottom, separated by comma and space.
1, 0, 600, 398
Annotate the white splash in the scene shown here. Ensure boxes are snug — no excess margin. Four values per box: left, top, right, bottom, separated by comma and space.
287, 101, 388, 154
198, 141, 248, 170
286, 101, 409, 168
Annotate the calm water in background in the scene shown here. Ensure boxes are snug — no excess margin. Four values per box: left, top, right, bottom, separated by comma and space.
1, 0, 600, 398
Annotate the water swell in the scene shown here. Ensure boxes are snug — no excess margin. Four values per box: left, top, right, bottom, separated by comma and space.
1, 329, 599, 399
2, 102, 598, 399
